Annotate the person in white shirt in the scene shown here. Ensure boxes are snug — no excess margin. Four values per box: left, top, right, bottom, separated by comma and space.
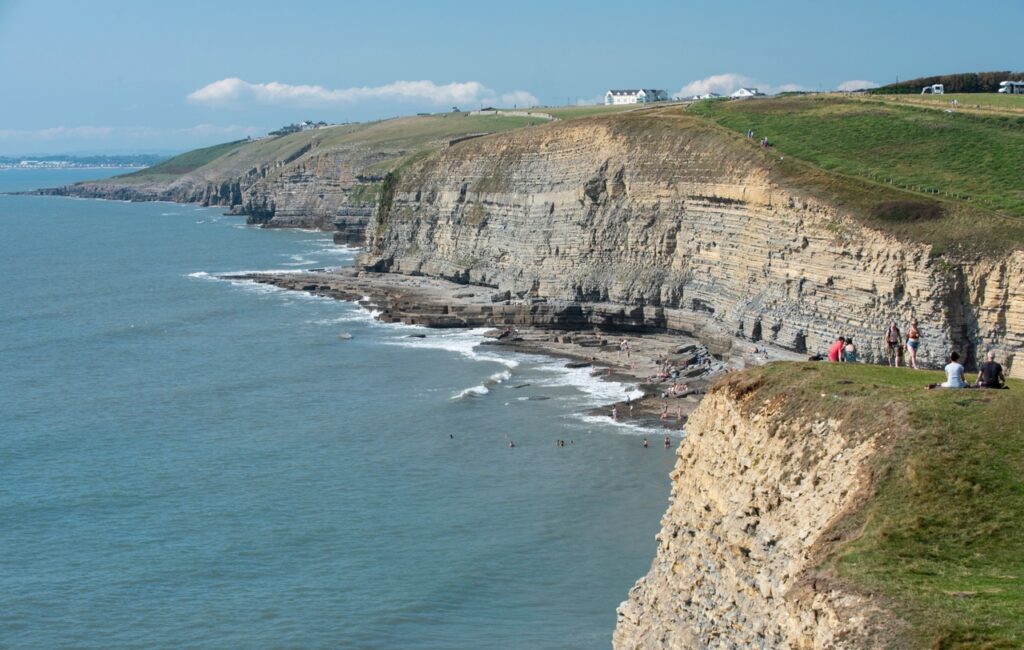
928, 351, 968, 389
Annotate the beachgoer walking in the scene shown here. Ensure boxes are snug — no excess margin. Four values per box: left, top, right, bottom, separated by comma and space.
828, 336, 846, 362
977, 351, 1006, 388
885, 322, 902, 367
611, 405, 618, 420
843, 337, 858, 363
906, 318, 921, 369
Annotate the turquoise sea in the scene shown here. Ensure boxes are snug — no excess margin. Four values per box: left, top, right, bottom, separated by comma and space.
0, 169, 677, 648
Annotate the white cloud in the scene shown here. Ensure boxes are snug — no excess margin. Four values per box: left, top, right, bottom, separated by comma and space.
770, 83, 808, 94
837, 79, 879, 92
187, 77, 537, 108
676, 73, 755, 98
675, 73, 808, 98
500, 90, 539, 107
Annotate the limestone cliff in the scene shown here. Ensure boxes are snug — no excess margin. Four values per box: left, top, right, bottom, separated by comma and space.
612, 372, 896, 648
362, 115, 1023, 376
37, 138, 381, 237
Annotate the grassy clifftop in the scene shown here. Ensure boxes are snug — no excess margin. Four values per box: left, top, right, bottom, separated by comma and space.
98, 113, 554, 188
683, 95, 1024, 254
734, 362, 1023, 648
87, 94, 1024, 255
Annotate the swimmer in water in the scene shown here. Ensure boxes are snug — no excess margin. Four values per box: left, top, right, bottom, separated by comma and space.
664, 435, 671, 448
509, 441, 515, 448
642, 438, 649, 448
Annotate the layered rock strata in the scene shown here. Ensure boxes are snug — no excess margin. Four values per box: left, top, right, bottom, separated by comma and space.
35, 143, 383, 237
613, 375, 895, 649
362, 116, 1023, 376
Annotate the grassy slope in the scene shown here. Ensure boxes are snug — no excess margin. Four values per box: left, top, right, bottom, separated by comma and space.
104, 113, 551, 186
735, 362, 1024, 648
684, 96, 1024, 254
115, 139, 250, 181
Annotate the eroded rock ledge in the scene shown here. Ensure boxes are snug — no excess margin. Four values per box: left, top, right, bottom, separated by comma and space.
226, 268, 752, 356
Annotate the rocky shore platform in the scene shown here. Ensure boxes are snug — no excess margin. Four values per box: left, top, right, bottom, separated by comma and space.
224, 268, 803, 429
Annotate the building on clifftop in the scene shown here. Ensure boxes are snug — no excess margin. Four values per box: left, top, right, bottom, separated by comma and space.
604, 89, 669, 105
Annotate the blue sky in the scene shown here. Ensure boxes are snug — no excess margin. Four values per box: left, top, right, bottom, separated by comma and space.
0, 0, 1020, 154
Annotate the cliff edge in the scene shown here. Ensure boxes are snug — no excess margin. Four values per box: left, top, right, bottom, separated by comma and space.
614, 362, 1024, 648
363, 103, 1024, 375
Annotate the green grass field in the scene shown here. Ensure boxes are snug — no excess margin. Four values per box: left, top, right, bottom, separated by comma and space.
877, 93, 1024, 114
107, 113, 551, 186
683, 96, 1024, 253
744, 362, 1024, 648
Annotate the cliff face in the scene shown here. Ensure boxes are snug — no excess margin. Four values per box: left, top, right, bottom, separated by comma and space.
362, 116, 1024, 376
38, 138, 383, 239
613, 374, 896, 649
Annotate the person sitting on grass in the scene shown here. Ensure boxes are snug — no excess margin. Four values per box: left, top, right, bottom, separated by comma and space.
828, 336, 846, 362
976, 351, 1006, 389
843, 337, 858, 363
928, 351, 968, 389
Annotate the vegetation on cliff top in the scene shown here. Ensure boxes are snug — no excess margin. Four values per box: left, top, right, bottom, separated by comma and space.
102, 113, 551, 187
684, 95, 1024, 254
117, 139, 250, 180
731, 362, 1024, 648
869, 71, 1024, 95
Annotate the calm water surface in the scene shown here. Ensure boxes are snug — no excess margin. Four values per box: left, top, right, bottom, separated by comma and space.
0, 169, 677, 648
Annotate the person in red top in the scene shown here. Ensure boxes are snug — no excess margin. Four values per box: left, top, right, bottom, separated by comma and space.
828, 336, 846, 362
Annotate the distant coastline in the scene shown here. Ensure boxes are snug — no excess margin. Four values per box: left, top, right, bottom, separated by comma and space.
0, 153, 166, 170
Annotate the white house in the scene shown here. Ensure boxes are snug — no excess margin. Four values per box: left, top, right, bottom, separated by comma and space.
689, 92, 721, 100
730, 87, 764, 99
605, 89, 669, 105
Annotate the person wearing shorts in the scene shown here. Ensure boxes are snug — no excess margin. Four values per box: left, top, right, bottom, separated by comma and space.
884, 322, 902, 367
906, 318, 921, 369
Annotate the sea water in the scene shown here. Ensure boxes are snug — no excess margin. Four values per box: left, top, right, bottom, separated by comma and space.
0, 169, 678, 649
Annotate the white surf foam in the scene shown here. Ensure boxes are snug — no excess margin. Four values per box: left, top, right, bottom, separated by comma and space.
576, 414, 679, 436
383, 329, 520, 369
451, 384, 490, 400
532, 362, 645, 407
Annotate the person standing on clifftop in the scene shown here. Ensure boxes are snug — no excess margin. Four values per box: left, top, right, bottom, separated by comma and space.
885, 322, 902, 367
906, 318, 921, 369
